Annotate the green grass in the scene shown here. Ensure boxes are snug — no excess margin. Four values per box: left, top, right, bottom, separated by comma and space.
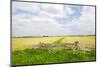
12, 48, 96, 65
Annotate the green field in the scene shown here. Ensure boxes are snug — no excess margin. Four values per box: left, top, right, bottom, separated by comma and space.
12, 36, 95, 51
12, 36, 96, 65
12, 48, 96, 65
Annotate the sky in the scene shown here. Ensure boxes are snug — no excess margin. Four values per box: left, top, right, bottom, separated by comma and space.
12, 1, 95, 37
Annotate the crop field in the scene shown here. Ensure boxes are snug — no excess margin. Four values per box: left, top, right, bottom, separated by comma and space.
12, 36, 96, 65
12, 36, 95, 51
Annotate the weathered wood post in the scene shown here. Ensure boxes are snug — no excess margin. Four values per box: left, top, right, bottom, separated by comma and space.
73, 41, 79, 54
74, 41, 79, 50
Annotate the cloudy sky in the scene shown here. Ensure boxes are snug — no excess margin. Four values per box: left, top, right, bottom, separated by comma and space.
12, 1, 95, 37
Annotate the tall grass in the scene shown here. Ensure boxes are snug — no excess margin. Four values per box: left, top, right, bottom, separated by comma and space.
12, 48, 96, 65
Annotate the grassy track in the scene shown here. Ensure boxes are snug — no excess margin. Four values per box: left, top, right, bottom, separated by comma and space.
12, 48, 96, 65
53, 36, 65, 44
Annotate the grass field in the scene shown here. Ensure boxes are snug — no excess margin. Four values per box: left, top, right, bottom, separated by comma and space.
12, 36, 96, 65
12, 36, 95, 51
12, 48, 96, 65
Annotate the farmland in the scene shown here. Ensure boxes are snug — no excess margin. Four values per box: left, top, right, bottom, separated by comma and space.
12, 35, 96, 65
12, 36, 95, 51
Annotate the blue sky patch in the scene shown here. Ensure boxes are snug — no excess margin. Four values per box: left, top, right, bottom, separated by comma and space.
55, 5, 83, 24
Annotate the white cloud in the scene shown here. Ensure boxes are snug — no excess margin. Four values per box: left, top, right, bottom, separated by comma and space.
40, 4, 66, 18
64, 7, 75, 15
12, 14, 70, 37
65, 6, 95, 35
12, 2, 95, 37
12, 1, 41, 15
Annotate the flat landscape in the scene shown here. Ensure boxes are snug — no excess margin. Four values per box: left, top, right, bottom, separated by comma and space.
12, 35, 96, 65
12, 1, 96, 66
12, 36, 95, 51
